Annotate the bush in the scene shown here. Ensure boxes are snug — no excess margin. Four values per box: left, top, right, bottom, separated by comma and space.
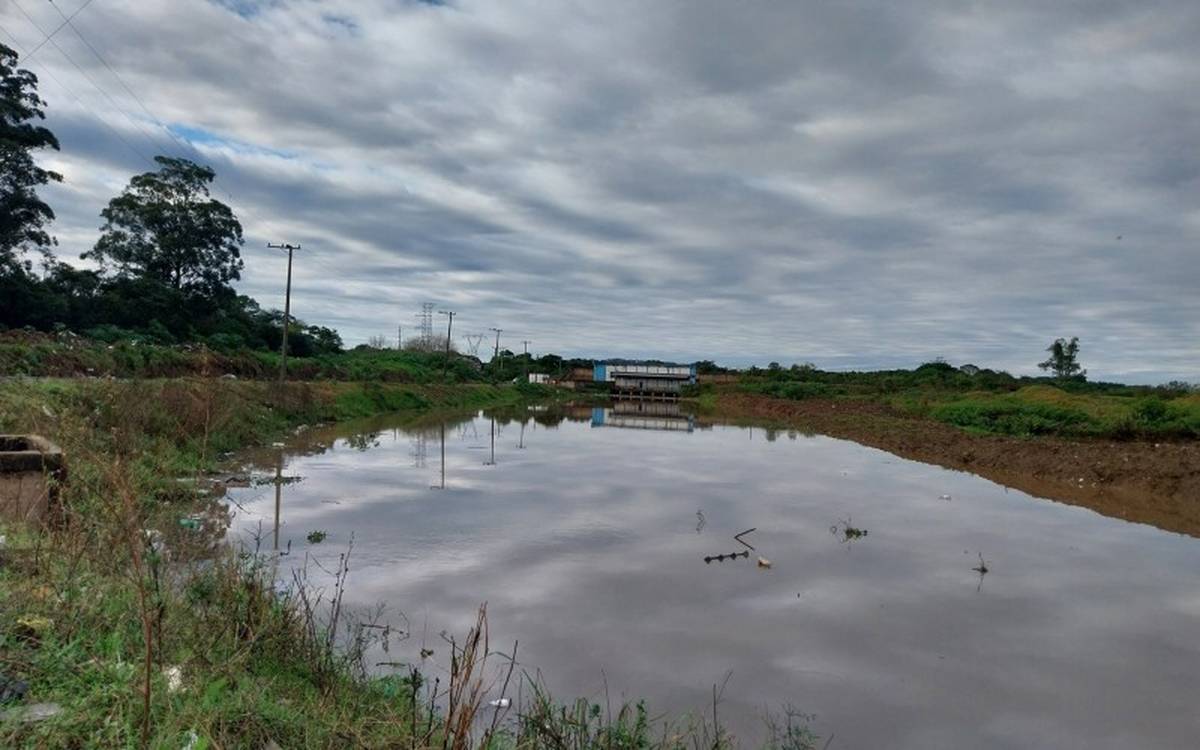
931, 400, 1090, 436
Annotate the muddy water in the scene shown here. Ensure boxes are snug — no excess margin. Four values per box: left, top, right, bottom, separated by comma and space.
225, 407, 1200, 749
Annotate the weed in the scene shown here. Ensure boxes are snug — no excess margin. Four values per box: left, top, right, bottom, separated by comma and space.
306, 530, 327, 544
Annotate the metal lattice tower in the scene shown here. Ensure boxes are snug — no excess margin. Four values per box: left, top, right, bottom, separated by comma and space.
462, 333, 485, 357
415, 302, 435, 350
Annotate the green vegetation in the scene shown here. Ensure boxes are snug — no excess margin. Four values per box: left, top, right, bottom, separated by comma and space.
922, 387, 1200, 438
0, 331, 586, 384
732, 361, 1200, 439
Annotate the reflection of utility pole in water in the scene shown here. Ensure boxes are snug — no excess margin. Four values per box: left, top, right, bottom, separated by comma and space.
518, 421, 526, 449
438, 422, 446, 489
273, 453, 283, 551
485, 418, 497, 465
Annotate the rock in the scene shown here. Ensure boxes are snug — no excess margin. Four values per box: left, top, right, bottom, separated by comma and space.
163, 665, 183, 693
0, 674, 29, 704
0, 702, 62, 723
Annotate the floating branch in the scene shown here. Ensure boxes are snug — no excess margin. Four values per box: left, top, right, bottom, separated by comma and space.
703, 550, 751, 564
733, 527, 757, 551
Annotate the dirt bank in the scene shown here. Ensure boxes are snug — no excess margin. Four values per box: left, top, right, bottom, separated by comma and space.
706, 392, 1200, 538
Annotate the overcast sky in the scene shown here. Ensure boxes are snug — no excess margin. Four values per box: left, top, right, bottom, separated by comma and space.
2, 0, 1197, 381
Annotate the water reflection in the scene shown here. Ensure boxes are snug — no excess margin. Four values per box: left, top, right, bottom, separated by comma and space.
591, 400, 697, 432
226, 407, 1200, 749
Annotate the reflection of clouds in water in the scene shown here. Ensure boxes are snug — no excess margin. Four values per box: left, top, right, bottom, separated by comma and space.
225, 412, 1200, 749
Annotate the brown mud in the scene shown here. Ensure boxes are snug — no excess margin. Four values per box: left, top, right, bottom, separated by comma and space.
705, 392, 1200, 538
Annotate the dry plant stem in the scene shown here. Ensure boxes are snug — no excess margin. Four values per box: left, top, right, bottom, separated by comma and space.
104, 458, 154, 748
482, 639, 518, 746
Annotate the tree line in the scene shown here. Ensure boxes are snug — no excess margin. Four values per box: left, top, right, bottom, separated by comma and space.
0, 44, 341, 356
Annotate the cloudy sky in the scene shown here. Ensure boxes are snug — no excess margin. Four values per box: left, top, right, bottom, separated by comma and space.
2, 0, 1197, 381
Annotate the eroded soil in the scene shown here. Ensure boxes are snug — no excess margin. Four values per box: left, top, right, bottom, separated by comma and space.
707, 392, 1200, 538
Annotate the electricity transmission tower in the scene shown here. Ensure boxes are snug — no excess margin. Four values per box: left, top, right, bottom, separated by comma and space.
462, 334, 485, 357
416, 303, 435, 350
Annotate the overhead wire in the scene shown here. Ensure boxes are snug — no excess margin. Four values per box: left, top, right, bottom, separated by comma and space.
44, 0, 199, 162
0, 16, 156, 166
13, 0, 178, 163
32, 0, 355, 284
5, 3, 355, 292
24, 0, 95, 60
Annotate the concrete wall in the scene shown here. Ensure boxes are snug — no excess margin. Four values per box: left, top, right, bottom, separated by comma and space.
0, 435, 64, 525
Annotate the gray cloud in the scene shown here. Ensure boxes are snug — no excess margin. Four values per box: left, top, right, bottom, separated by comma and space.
2, 0, 1197, 381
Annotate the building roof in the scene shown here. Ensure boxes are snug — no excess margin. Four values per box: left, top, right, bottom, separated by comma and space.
596, 358, 695, 368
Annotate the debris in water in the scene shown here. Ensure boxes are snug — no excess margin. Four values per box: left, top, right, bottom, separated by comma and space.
489, 697, 511, 708
831, 517, 868, 543
973, 553, 989, 575
757, 556, 772, 569
734, 527, 757, 550
695, 509, 706, 533
306, 530, 327, 544
703, 550, 750, 564
939, 494, 952, 501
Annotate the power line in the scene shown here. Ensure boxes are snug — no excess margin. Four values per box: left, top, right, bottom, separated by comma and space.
0, 18, 155, 166
10, 3, 283, 252
6, 8, 352, 299
24, 0, 95, 60
44, 0, 197, 160
12, 0, 169, 162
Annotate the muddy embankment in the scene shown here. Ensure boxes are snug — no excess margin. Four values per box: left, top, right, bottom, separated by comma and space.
706, 393, 1200, 538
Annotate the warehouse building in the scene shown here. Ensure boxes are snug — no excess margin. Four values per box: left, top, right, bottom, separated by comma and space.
592, 360, 697, 398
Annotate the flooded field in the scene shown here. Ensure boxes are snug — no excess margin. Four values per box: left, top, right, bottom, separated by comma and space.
225, 406, 1200, 749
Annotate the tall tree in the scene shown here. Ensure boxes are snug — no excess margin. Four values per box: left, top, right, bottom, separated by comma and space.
0, 43, 62, 271
1038, 337, 1086, 380
84, 156, 244, 296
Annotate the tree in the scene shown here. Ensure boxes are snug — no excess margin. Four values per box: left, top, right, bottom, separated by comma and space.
1039, 337, 1086, 380
1, 43, 62, 270
83, 156, 244, 296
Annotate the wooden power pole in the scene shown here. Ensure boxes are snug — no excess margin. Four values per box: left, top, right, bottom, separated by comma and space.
267, 243, 301, 382
438, 310, 455, 379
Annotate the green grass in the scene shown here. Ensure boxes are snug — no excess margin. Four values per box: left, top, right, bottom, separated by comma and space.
727, 371, 1200, 439
0, 334, 493, 383
919, 386, 1200, 438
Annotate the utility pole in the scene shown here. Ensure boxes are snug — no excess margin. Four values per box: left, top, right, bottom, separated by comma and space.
439, 310, 455, 379
522, 340, 531, 380
397, 324, 402, 350
489, 327, 503, 361
267, 243, 301, 382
